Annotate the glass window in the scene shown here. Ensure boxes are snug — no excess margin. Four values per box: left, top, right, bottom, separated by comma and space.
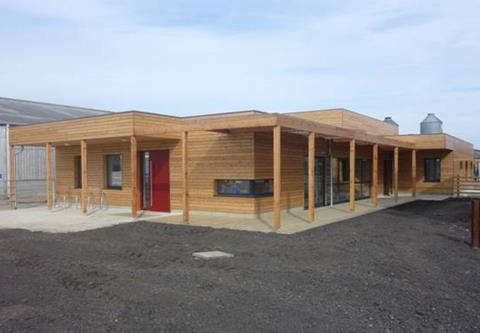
327, 157, 372, 204
74, 156, 82, 189
106, 154, 122, 189
216, 179, 273, 197
253, 179, 273, 195
424, 158, 441, 182
340, 159, 349, 182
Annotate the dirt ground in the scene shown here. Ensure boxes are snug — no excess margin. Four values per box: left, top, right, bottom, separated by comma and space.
1, 199, 479, 332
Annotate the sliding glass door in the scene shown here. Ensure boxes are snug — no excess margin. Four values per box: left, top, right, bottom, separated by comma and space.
328, 158, 372, 204
305, 156, 372, 208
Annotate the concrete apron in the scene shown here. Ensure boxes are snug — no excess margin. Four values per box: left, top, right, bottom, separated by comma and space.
0, 195, 449, 234
154, 195, 450, 234
0, 205, 181, 233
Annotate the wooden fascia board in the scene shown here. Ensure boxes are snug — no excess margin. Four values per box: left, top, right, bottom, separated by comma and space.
9, 109, 415, 150
9, 113, 135, 146
276, 114, 414, 149
385, 134, 445, 150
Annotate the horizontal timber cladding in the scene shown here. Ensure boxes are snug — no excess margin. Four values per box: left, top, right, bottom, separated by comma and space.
396, 149, 455, 194
133, 113, 182, 140
289, 109, 399, 136
56, 142, 132, 206
388, 134, 474, 157
445, 135, 474, 158
55, 131, 257, 213
9, 112, 184, 146
184, 131, 256, 213
10, 113, 136, 145
253, 132, 373, 214
341, 111, 399, 136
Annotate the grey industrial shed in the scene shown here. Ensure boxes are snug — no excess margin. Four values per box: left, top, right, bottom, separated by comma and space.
0, 97, 111, 202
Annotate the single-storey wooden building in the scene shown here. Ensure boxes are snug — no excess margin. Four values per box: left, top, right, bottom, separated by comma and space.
8, 109, 475, 229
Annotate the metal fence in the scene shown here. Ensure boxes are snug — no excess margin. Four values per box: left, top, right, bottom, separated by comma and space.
0, 125, 8, 200
0, 127, 56, 203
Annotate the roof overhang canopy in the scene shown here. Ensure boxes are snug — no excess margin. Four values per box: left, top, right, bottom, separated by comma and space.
143, 113, 415, 149
9, 112, 182, 146
9, 111, 415, 149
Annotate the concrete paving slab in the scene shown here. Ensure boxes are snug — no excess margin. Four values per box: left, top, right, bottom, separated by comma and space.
192, 251, 234, 260
0, 206, 181, 233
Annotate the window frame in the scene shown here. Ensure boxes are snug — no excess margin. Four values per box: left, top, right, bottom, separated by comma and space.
424, 158, 441, 183
105, 154, 123, 190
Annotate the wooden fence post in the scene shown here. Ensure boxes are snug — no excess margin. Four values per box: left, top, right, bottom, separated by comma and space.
456, 175, 460, 198
472, 199, 480, 249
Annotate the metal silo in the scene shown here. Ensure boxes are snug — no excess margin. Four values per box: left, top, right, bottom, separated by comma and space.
420, 113, 443, 134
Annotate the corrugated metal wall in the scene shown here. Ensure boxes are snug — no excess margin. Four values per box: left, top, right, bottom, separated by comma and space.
0, 125, 7, 199
0, 125, 56, 203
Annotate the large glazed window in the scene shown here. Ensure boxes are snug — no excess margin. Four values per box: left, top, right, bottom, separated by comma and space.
327, 158, 372, 204
216, 179, 273, 197
106, 154, 122, 189
424, 158, 441, 182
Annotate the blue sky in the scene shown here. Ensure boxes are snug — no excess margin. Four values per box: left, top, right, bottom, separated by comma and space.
0, 0, 479, 146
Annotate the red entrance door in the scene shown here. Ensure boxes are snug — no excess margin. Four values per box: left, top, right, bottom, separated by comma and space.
150, 150, 170, 212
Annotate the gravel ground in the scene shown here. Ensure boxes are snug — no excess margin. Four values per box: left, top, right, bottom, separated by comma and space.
1, 199, 479, 332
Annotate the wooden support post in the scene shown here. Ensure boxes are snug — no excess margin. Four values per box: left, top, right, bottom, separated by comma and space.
9, 145, 15, 209
412, 149, 417, 197
130, 136, 138, 218
80, 140, 88, 214
46, 143, 52, 210
182, 131, 189, 222
308, 132, 315, 223
273, 126, 282, 230
349, 139, 356, 212
372, 144, 378, 208
456, 175, 460, 198
329, 140, 333, 207
394, 147, 399, 203
472, 199, 480, 249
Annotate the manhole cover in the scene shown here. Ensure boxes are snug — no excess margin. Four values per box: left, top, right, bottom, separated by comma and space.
192, 251, 234, 260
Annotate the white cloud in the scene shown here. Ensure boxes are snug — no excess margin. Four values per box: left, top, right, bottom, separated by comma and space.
0, 0, 479, 146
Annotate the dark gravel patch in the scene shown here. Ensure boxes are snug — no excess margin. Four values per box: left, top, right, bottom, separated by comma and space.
1, 199, 479, 332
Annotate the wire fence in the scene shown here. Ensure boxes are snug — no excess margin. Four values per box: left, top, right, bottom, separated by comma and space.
4, 179, 51, 205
